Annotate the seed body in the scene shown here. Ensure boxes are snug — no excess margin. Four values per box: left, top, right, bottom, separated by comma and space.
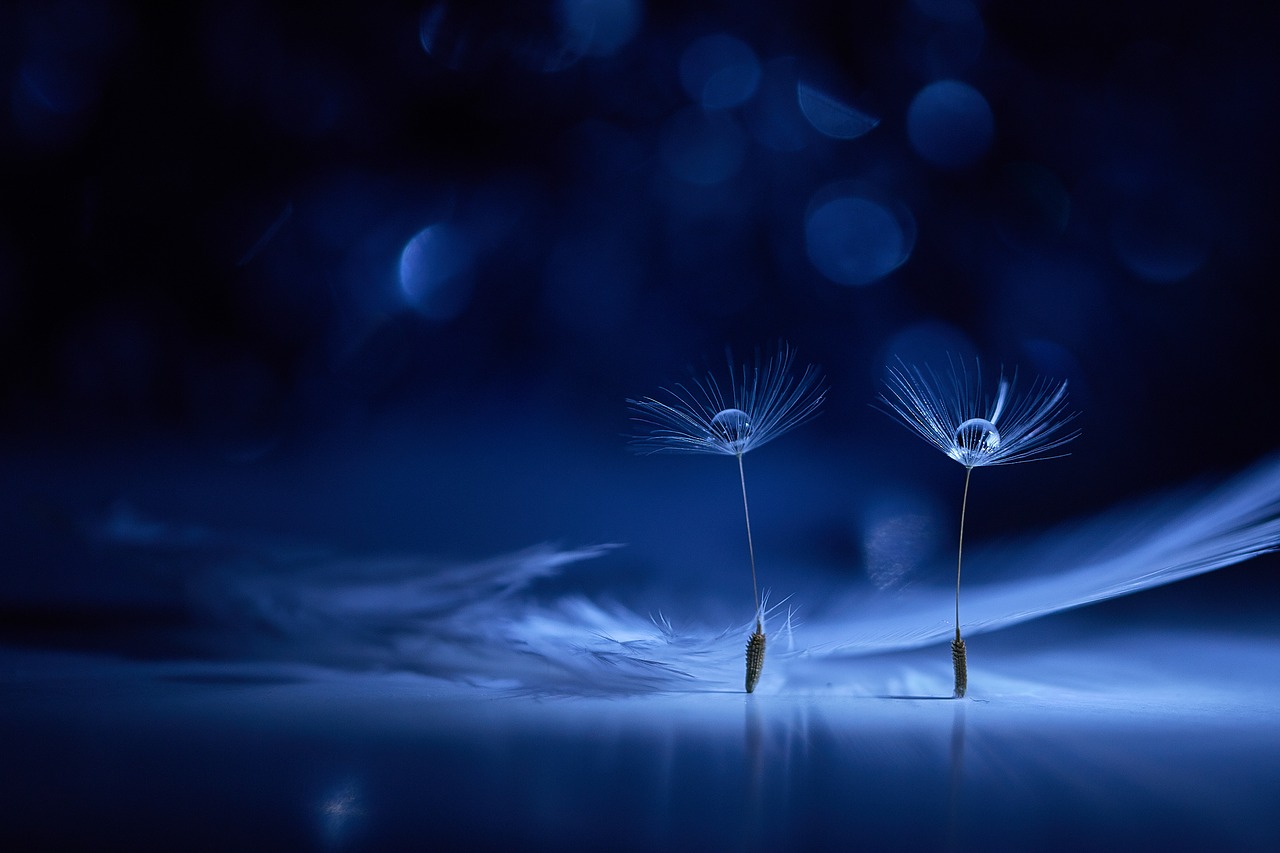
745, 630, 766, 693
952, 635, 968, 698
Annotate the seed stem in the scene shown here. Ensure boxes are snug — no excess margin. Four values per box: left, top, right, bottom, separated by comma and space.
956, 466, 971, 635
954, 466, 973, 698
736, 452, 760, 621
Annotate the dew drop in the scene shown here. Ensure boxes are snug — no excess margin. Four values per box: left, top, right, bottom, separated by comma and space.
953, 417, 1000, 463
710, 408, 752, 451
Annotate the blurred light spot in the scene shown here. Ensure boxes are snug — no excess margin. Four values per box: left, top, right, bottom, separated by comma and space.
10, 0, 126, 146
1020, 338, 1086, 396
318, 780, 365, 849
1110, 199, 1208, 283
419, 2, 586, 73
678, 34, 761, 110
557, 0, 641, 58
879, 321, 977, 377
861, 493, 944, 590
994, 162, 1070, 248
419, 3, 479, 70
659, 106, 747, 185
398, 224, 473, 320
797, 83, 879, 140
11, 72, 82, 145
907, 80, 993, 169
805, 195, 915, 286
998, 255, 1107, 344
18, 57, 96, 115
744, 56, 809, 152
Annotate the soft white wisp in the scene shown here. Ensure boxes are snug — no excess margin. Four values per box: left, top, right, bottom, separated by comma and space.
98, 455, 1280, 696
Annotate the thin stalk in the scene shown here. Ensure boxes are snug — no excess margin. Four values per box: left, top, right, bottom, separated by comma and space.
737, 452, 761, 629
738, 452, 767, 694
956, 466, 972, 636
952, 466, 973, 698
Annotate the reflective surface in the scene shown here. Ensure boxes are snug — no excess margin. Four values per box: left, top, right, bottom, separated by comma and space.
4, 621, 1278, 850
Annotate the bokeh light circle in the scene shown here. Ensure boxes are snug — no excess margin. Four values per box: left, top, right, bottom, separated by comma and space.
1111, 201, 1208, 283
805, 196, 915, 286
678, 34, 761, 110
398, 224, 473, 320
906, 80, 994, 169
797, 83, 879, 140
557, 0, 642, 59
659, 107, 747, 185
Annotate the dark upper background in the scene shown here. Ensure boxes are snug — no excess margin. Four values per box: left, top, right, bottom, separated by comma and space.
2, 0, 1279, 602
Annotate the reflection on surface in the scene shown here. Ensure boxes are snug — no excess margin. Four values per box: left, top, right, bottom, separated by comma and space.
949, 702, 966, 848
2, 626, 1279, 848
318, 780, 365, 850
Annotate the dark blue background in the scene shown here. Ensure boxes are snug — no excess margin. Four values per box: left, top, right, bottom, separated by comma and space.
3, 3, 1280, 849
4, 0, 1278, 497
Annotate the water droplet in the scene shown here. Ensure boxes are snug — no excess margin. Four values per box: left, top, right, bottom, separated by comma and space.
953, 417, 1000, 464
710, 408, 752, 451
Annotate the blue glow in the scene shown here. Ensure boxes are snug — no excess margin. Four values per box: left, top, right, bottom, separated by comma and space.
417, 3, 462, 69
743, 56, 809, 152
12, 31, 111, 145
1111, 201, 1208, 283
317, 780, 366, 848
79, 451, 1280, 688
10, 0, 120, 136
996, 255, 1107, 344
398, 224, 473, 320
678, 34, 761, 110
797, 83, 879, 139
659, 106, 747, 185
18, 58, 95, 116
907, 80, 994, 169
557, 0, 642, 58
805, 195, 915, 286
879, 321, 978, 377
5, 0, 1280, 844
418, 2, 591, 73
1020, 338, 1086, 395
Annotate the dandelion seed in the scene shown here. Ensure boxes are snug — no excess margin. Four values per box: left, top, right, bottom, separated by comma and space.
880, 358, 1079, 697
629, 343, 826, 692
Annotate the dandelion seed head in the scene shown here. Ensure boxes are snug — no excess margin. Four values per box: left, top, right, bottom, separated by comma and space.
879, 357, 1078, 468
628, 343, 825, 456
